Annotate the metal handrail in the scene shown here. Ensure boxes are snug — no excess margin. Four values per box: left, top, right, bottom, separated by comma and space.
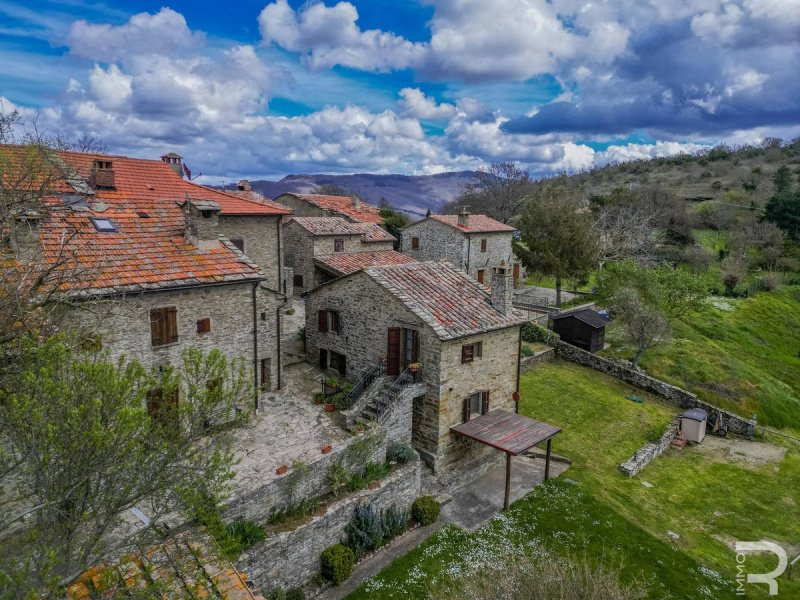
372, 366, 422, 420
344, 359, 386, 409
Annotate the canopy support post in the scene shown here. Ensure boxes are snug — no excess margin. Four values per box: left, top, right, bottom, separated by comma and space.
545, 438, 552, 481
504, 452, 512, 511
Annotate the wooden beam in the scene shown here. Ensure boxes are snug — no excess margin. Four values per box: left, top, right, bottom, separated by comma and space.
504, 452, 512, 510
545, 438, 552, 481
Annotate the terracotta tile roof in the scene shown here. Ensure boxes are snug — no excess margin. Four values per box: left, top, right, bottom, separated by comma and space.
315, 250, 416, 277
39, 199, 263, 294
288, 216, 364, 236
277, 193, 383, 223
349, 222, 396, 243
425, 214, 516, 233
363, 261, 526, 340
55, 150, 292, 217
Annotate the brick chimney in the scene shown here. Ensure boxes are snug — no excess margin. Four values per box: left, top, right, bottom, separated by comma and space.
11, 210, 42, 263
161, 152, 184, 178
491, 260, 513, 316
90, 159, 116, 190
458, 209, 470, 227
182, 200, 221, 250
237, 179, 252, 192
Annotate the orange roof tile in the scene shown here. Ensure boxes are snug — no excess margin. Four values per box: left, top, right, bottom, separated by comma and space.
315, 250, 415, 277
278, 193, 383, 223
426, 214, 516, 233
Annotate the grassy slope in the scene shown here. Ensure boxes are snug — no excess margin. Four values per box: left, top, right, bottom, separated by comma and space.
603, 286, 800, 430
349, 362, 800, 599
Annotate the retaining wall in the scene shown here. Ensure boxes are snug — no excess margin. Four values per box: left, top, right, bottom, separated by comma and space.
520, 347, 555, 371
236, 455, 421, 590
224, 428, 388, 523
618, 419, 680, 477
554, 340, 756, 438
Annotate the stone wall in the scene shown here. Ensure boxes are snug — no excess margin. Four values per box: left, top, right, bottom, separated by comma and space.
67, 281, 282, 394
464, 231, 516, 282
282, 220, 317, 294
236, 455, 422, 590
218, 215, 283, 291
381, 382, 427, 446
619, 419, 680, 477
520, 347, 555, 371
224, 428, 388, 522
554, 341, 756, 438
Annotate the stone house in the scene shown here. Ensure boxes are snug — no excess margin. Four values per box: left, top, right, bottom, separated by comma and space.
273, 192, 384, 223
283, 216, 411, 293
6, 146, 292, 409
305, 260, 526, 474
400, 211, 522, 286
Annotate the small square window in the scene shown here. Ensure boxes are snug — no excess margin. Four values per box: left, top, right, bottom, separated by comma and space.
334, 239, 344, 252
461, 341, 482, 363
196, 318, 211, 334
90, 217, 116, 232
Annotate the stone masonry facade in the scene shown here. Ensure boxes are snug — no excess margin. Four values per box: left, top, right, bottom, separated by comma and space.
218, 215, 286, 294
306, 271, 522, 474
67, 281, 282, 395
400, 218, 516, 282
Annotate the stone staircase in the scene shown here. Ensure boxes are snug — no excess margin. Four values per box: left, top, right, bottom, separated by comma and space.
355, 375, 394, 424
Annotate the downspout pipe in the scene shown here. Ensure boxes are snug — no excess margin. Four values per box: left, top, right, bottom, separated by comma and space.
515, 326, 522, 415
252, 281, 259, 410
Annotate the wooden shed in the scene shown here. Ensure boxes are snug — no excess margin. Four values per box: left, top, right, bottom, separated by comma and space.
551, 308, 610, 353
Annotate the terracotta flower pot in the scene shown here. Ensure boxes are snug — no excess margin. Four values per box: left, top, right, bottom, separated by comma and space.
367, 481, 381, 490
275, 465, 289, 476
321, 444, 333, 454
324, 403, 336, 413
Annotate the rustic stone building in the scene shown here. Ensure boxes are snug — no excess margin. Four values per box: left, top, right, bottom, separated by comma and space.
400, 211, 522, 286
282, 216, 410, 293
7, 146, 291, 405
305, 261, 525, 474
273, 192, 384, 223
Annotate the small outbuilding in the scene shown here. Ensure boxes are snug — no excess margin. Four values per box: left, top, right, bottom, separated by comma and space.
680, 408, 708, 443
551, 308, 611, 353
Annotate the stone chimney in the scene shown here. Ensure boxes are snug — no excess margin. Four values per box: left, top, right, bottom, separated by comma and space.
90, 159, 116, 190
458, 209, 470, 227
491, 260, 513, 316
11, 211, 42, 264
237, 179, 252, 192
161, 152, 184, 178
352, 195, 361, 208
182, 200, 221, 250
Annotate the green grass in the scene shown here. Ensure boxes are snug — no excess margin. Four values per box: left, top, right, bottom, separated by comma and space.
347, 361, 800, 599
602, 285, 800, 430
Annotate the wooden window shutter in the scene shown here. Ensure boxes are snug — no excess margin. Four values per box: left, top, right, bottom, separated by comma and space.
150, 309, 163, 346
462, 397, 471, 422
481, 390, 490, 415
387, 327, 401, 376
318, 309, 328, 332
481, 238, 487, 252
411, 237, 419, 249
165, 307, 178, 343
461, 344, 474, 364
477, 270, 484, 284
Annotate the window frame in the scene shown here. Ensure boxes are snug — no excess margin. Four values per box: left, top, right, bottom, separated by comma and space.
334, 238, 345, 253
150, 306, 178, 347
480, 238, 488, 252
293, 274, 304, 287
411, 236, 420, 250
477, 269, 485, 284
461, 341, 483, 364
196, 318, 211, 334
90, 217, 117, 232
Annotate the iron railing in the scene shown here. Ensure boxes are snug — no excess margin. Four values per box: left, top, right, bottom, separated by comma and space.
372, 366, 423, 420
343, 359, 386, 409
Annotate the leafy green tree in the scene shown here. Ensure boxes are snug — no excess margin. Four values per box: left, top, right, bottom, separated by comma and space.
379, 207, 408, 249
0, 338, 249, 594
515, 186, 600, 306
597, 261, 707, 365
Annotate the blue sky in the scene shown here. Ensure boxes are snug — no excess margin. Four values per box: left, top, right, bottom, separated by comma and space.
1, 0, 799, 181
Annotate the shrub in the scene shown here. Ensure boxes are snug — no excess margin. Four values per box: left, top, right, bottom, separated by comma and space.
285, 308, 296, 316
761, 273, 782, 291
381, 505, 409, 540
521, 322, 559, 345
320, 544, 355, 585
327, 460, 349, 497
521, 345, 535, 357
345, 503, 384, 558
266, 497, 320, 525
644, 423, 669, 444
386, 443, 414, 464
347, 461, 391, 492
411, 496, 440, 526
225, 519, 266, 551
286, 588, 305, 600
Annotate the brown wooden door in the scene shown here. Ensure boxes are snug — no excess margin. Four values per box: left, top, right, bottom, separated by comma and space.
387, 327, 401, 376
513, 263, 521, 288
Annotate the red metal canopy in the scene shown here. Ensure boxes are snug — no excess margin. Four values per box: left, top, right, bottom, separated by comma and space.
450, 409, 561, 456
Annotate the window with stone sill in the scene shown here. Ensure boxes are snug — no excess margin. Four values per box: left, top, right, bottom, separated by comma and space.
461, 341, 483, 363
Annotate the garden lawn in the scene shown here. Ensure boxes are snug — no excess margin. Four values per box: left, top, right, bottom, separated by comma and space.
602, 285, 800, 431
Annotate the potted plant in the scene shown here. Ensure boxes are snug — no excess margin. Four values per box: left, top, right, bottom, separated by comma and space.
324, 402, 336, 413
408, 362, 422, 373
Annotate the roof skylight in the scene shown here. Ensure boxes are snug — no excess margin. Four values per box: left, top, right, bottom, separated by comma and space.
90, 217, 117, 232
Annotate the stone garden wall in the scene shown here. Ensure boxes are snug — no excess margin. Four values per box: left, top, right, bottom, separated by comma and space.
618, 419, 680, 477
520, 347, 555, 371
236, 455, 422, 590
554, 340, 756, 438
223, 428, 388, 523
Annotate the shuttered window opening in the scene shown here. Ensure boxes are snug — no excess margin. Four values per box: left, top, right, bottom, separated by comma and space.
196, 318, 211, 334
318, 309, 341, 333
334, 239, 344, 252
461, 341, 483, 363
480, 238, 488, 252
462, 390, 490, 422
260, 358, 271, 390
477, 269, 485, 284
293, 274, 304, 287
150, 307, 178, 347
411, 237, 420, 249
146, 386, 179, 426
